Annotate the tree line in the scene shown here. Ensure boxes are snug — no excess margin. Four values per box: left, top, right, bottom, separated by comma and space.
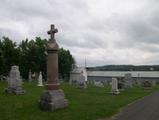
87, 65, 159, 71
0, 37, 75, 81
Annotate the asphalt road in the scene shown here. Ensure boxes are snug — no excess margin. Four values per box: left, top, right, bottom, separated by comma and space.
109, 91, 159, 120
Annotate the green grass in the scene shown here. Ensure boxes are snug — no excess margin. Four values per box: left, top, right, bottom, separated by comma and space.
0, 81, 158, 120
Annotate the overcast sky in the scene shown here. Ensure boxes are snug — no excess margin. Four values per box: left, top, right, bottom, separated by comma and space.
0, 0, 159, 67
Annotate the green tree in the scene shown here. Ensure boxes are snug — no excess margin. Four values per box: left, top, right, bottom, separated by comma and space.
0, 36, 75, 81
1, 37, 20, 75
19, 37, 47, 79
0, 39, 4, 75
58, 48, 75, 81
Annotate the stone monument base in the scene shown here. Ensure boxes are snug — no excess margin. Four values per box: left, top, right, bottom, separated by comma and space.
4, 87, 25, 95
39, 89, 68, 111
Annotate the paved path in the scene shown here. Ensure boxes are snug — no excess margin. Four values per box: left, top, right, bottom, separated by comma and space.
109, 91, 159, 120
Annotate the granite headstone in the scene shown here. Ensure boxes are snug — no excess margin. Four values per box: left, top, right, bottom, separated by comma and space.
124, 73, 133, 88
4, 65, 25, 94
111, 78, 120, 95
77, 73, 87, 88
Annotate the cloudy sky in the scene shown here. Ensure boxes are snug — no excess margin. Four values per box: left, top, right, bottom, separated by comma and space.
0, 0, 159, 67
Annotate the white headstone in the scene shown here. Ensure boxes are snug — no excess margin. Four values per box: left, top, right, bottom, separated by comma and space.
37, 72, 43, 86
5, 65, 25, 94
111, 78, 119, 94
29, 70, 32, 82
82, 67, 87, 82
77, 73, 87, 88
124, 73, 133, 88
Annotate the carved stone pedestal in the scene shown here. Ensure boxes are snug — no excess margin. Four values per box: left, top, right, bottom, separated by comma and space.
39, 89, 68, 111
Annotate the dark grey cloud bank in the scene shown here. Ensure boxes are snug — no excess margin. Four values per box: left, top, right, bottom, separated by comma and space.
0, 0, 159, 66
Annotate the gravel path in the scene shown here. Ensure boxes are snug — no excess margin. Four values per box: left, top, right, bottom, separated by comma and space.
109, 91, 159, 120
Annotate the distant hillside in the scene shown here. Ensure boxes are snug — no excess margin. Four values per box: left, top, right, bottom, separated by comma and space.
87, 65, 159, 71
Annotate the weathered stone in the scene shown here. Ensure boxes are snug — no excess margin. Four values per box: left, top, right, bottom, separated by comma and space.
39, 90, 68, 111
4, 65, 25, 95
37, 72, 43, 86
39, 24, 68, 111
111, 78, 120, 95
123, 73, 133, 88
77, 73, 87, 88
143, 81, 152, 89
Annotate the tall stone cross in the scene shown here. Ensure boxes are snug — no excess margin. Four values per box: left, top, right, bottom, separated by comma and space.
47, 24, 58, 41
39, 24, 68, 111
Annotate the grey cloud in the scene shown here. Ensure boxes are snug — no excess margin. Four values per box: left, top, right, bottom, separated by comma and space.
126, 20, 159, 44
141, 53, 159, 65
0, 28, 13, 39
135, 43, 159, 53
0, 1, 50, 19
1, 0, 159, 66
0, 0, 89, 22
0, 28, 24, 42
109, 4, 159, 52
58, 31, 105, 49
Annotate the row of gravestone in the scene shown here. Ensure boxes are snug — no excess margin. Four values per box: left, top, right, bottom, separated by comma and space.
3, 65, 156, 95
3, 65, 44, 95
70, 73, 156, 95
111, 77, 156, 94
70, 73, 133, 88
1, 24, 68, 111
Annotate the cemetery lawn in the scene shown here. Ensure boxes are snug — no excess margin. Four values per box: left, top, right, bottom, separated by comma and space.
0, 81, 159, 120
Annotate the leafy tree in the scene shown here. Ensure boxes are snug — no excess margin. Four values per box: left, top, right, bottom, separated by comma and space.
58, 48, 75, 81
19, 37, 47, 79
1, 37, 20, 75
0, 39, 4, 75
0, 36, 75, 81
